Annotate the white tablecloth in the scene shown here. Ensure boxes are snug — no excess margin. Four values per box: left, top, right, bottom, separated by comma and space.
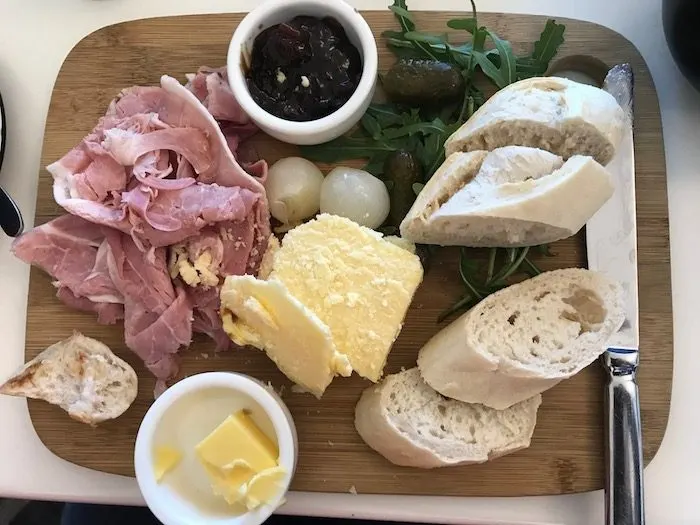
0, 1, 697, 523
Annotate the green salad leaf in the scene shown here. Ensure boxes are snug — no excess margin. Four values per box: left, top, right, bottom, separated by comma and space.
532, 19, 566, 65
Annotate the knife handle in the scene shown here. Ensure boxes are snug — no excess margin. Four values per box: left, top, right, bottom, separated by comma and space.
603, 348, 645, 525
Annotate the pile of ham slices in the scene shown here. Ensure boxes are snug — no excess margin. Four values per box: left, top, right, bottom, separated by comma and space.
12, 67, 270, 393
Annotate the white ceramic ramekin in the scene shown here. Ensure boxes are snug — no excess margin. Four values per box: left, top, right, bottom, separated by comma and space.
227, 0, 378, 145
134, 372, 298, 525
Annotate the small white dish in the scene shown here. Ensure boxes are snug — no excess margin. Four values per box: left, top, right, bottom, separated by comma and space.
227, 0, 378, 145
134, 372, 298, 525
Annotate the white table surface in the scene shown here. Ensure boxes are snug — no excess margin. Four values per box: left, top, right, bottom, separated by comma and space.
0, 0, 697, 523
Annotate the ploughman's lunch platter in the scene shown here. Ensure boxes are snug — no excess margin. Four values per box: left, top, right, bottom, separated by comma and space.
3, 0, 673, 521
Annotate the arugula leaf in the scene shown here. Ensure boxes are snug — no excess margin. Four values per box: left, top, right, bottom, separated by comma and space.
389, 0, 415, 32
363, 152, 391, 176
382, 118, 448, 140
300, 137, 399, 163
515, 56, 549, 78
531, 19, 566, 64
472, 26, 487, 52
366, 103, 405, 127
486, 31, 516, 86
403, 31, 449, 45
472, 51, 504, 87
361, 113, 383, 139
388, 0, 440, 61
421, 132, 445, 175
446, 18, 478, 33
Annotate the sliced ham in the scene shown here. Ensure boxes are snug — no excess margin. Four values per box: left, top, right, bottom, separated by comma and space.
107, 76, 267, 193
17, 69, 272, 391
186, 286, 230, 352
56, 287, 124, 325
49, 76, 270, 253
11, 215, 123, 305
105, 230, 177, 315
185, 66, 257, 130
123, 287, 193, 388
13, 214, 195, 384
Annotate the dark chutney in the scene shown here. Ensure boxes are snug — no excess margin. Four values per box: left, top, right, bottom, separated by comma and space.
245, 16, 363, 122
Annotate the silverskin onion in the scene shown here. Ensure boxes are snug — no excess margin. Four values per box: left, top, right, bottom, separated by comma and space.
265, 157, 324, 226
320, 166, 390, 229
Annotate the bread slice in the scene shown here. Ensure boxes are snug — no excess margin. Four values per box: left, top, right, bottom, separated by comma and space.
400, 146, 614, 247
417, 268, 625, 410
0, 333, 137, 425
444, 77, 625, 165
354, 368, 541, 468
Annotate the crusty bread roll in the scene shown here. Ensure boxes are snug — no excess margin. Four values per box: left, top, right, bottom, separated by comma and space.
400, 146, 614, 247
417, 268, 625, 410
354, 368, 541, 468
0, 333, 137, 425
444, 77, 625, 165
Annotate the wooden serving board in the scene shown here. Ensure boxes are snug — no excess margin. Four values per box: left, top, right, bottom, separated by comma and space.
24, 11, 672, 497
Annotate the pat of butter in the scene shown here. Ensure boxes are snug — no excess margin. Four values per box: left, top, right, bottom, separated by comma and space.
153, 445, 183, 482
195, 410, 286, 509
220, 275, 352, 398
242, 466, 287, 510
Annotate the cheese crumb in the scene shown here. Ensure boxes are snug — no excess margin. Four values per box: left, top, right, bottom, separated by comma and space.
169, 245, 219, 287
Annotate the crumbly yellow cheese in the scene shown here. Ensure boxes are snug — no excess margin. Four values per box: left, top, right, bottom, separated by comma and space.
258, 234, 280, 280
169, 245, 219, 287
267, 214, 424, 382
195, 410, 286, 509
220, 275, 352, 397
153, 445, 183, 482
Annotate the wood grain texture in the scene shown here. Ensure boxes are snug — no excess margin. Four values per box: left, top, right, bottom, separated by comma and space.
22, 11, 672, 497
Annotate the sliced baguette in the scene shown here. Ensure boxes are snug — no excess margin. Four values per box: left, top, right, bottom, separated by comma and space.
400, 146, 614, 247
444, 77, 625, 165
354, 368, 541, 468
417, 268, 625, 410
0, 333, 137, 425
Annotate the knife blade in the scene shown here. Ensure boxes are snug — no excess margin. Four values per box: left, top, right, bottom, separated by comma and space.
586, 63, 644, 525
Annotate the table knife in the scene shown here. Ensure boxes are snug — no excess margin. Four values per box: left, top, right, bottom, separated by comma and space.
587, 63, 643, 525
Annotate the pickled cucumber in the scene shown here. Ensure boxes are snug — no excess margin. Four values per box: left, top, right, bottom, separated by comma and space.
382, 59, 465, 105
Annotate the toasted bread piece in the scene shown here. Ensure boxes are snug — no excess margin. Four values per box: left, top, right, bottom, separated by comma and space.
0, 332, 137, 425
